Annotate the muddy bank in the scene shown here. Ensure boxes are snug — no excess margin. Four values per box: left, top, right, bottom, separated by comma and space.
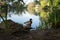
0, 20, 23, 28
0, 28, 60, 40
0, 20, 25, 32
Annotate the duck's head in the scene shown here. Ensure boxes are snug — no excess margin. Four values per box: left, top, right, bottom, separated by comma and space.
30, 18, 32, 21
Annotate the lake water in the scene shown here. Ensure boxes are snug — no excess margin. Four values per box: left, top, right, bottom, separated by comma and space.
0, 11, 41, 29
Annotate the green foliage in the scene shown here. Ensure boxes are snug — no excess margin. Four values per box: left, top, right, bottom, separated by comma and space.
49, 7, 60, 22
0, 3, 9, 29
8, 0, 14, 2
0, 0, 26, 29
12, 1, 26, 13
42, 5, 50, 12
34, 0, 40, 5
37, 0, 60, 30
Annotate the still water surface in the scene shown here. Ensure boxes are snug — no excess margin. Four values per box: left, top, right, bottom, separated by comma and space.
0, 11, 41, 29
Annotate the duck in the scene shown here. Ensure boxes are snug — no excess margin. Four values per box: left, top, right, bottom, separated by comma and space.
24, 19, 32, 30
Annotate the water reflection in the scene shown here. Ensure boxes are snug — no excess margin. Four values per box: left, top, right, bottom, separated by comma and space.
7, 11, 40, 29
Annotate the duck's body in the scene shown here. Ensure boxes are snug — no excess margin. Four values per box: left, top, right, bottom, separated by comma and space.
24, 20, 32, 26
24, 19, 32, 30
